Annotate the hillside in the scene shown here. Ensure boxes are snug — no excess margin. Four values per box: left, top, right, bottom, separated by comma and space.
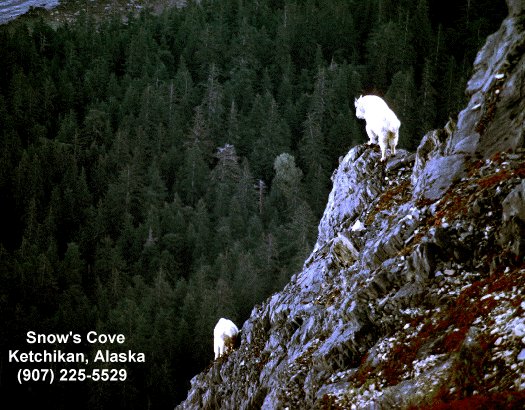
176, 0, 525, 408
0, 0, 512, 408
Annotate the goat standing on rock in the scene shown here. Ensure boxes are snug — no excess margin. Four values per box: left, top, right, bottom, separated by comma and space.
214, 318, 239, 359
355, 95, 400, 161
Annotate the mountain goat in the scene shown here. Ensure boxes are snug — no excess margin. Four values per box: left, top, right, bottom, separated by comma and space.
214, 318, 239, 359
354, 95, 400, 161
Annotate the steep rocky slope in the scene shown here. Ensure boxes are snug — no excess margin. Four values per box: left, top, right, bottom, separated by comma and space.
176, 1, 525, 408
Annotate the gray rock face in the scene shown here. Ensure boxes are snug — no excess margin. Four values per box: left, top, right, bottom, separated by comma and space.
412, 129, 447, 186
508, 0, 525, 15
502, 180, 525, 222
448, 0, 525, 158
412, 129, 466, 202
314, 145, 394, 251
498, 180, 525, 256
412, 152, 466, 201
176, 3, 525, 409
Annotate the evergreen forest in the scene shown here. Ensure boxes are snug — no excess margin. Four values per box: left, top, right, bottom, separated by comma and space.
0, 0, 506, 408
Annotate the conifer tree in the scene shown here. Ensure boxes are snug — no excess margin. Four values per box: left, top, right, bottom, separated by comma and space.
417, 57, 437, 137
270, 153, 304, 216
385, 69, 418, 149
249, 94, 291, 182
178, 106, 212, 205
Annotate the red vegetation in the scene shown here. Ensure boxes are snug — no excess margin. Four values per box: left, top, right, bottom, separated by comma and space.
366, 179, 411, 225
350, 264, 524, 389
476, 167, 525, 189
349, 153, 525, 398
432, 156, 525, 227
353, 352, 372, 385
413, 390, 525, 410
320, 394, 344, 410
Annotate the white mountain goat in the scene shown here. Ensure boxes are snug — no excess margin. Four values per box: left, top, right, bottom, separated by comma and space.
214, 318, 239, 359
354, 95, 400, 161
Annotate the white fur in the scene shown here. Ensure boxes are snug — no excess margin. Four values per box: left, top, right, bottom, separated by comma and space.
354, 95, 400, 161
213, 318, 239, 359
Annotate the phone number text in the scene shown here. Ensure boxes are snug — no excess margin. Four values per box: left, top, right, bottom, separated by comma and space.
17, 368, 127, 384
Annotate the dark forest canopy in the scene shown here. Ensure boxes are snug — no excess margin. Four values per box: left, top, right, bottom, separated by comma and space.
0, 0, 506, 408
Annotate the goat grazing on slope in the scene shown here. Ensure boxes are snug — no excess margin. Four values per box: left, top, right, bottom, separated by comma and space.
214, 318, 239, 359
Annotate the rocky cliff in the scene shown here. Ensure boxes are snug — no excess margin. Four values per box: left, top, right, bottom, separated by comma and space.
176, 1, 525, 408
